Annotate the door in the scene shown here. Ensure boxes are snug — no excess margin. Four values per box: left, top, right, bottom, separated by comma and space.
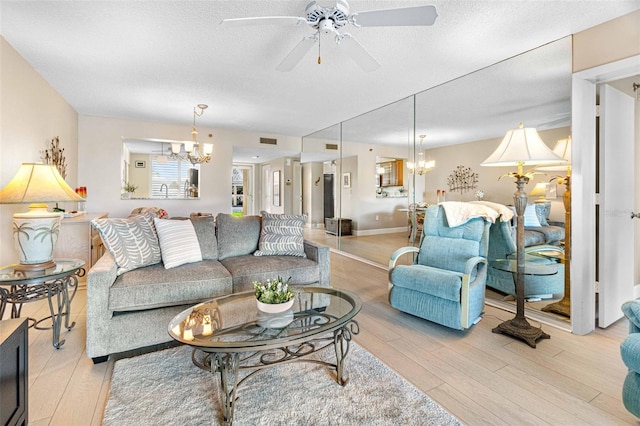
262, 164, 272, 213
598, 83, 635, 327
324, 173, 334, 219
293, 161, 302, 216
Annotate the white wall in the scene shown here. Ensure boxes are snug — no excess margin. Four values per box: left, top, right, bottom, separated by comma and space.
0, 37, 79, 266
77, 115, 301, 219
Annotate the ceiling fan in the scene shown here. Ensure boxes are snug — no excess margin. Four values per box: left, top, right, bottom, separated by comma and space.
220, 0, 438, 72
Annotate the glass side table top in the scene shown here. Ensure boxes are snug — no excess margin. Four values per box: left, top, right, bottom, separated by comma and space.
169, 286, 361, 351
0, 259, 85, 284
490, 259, 558, 276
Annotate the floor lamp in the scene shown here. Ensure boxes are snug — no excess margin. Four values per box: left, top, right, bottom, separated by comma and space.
539, 136, 572, 317
482, 124, 566, 347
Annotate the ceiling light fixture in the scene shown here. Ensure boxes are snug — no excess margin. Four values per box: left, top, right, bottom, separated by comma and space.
407, 135, 435, 175
171, 104, 213, 165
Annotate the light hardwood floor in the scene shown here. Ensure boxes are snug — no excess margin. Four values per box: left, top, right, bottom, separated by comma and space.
8, 251, 638, 425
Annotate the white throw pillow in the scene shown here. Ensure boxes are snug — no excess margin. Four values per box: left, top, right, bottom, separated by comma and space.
154, 218, 202, 269
523, 205, 542, 227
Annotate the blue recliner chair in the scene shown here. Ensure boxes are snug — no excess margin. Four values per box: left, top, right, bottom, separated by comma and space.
388, 205, 490, 330
621, 300, 640, 419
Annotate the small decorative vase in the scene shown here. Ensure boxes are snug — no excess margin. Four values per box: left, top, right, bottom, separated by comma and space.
256, 298, 294, 313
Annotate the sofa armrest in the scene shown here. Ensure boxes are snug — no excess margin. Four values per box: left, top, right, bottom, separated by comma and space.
621, 333, 640, 374
85, 251, 118, 358
623, 300, 640, 334
303, 240, 331, 288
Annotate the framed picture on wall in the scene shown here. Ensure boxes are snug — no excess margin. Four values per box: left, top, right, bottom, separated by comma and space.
343, 172, 351, 188
273, 170, 281, 206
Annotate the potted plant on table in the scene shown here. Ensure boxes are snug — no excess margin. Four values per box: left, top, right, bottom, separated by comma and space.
122, 181, 138, 199
253, 277, 294, 313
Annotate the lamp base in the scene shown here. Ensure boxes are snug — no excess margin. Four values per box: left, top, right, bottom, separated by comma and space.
492, 318, 550, 348
13, 206, 62, 269
541, 297, 571, 317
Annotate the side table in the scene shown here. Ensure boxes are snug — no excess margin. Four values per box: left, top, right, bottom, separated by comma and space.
0, 259, 85, 348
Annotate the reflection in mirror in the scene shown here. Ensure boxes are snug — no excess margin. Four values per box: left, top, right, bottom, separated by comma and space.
375, 157, 408, 197
122, 138, 201, 200
301, 37, 572, 327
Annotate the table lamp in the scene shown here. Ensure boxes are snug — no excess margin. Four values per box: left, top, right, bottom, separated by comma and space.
481, 124, 565, 347
0, 163, 84, 272
537, 136, 572, 317
529, 182, 550, 219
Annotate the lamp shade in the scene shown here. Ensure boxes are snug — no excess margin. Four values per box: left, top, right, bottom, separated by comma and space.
537, 136, 572, 171
0, 163, 84, 204
481, 124, 566, 167
529, 182, 548, 198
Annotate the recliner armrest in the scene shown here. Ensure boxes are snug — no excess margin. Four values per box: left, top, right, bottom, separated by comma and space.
389, 246, 419, 269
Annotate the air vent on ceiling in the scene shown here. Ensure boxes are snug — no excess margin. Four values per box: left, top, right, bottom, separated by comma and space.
260, 137, 277, 145
326, 144, 338, 150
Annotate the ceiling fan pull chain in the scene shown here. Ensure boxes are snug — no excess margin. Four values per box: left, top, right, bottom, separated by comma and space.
317, 32, 322, 65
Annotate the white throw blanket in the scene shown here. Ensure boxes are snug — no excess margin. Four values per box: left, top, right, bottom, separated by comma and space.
468, 201, 515, 222
439, 201, 503, 227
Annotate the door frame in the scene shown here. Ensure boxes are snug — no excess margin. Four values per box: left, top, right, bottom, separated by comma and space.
572, 54, 640, 335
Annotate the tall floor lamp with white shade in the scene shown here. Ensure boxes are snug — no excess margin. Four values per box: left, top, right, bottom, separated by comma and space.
482, 124, 566, 347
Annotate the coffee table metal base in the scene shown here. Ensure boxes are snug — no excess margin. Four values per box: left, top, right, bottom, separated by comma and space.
192, 320, 359, 425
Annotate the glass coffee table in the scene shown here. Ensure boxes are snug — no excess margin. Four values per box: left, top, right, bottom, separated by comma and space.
168, 286, 361, 425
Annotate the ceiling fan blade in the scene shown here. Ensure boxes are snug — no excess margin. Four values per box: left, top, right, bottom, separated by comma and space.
276, 34, 318, 72
220, 16, 307, 27
338, 34, 380, 72
349, 5, 438, 27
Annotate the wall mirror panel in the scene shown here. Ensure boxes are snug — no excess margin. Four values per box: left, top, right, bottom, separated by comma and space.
122, 138, 201, 200
302, 37, 572, 327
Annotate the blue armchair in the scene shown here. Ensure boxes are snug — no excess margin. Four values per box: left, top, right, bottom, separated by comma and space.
621, 300, 640, 419
388, 205, 490, 330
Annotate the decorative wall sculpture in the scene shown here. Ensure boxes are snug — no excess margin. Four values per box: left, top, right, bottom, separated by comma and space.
447, 165, 478, 194
41, 136, 67, 179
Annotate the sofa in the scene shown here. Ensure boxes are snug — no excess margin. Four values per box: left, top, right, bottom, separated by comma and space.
479, 202, 565, 298
621, 300, 640, 419
86, 211, 330, 363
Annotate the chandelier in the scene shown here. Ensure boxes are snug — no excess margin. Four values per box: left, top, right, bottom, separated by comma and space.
170, 104, 213, 165
407, 134, 435, 175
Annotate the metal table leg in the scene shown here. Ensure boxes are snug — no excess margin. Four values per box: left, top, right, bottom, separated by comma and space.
212, 352, 241, 425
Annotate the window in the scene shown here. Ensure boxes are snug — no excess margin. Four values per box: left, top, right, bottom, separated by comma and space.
151, 159, 194, 198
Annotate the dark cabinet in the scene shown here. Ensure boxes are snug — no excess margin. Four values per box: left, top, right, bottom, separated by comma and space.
325, 218, 352, 236
0, 318, 28, 426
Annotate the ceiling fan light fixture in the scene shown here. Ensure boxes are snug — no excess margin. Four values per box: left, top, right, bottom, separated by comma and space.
222, 1, 437, 72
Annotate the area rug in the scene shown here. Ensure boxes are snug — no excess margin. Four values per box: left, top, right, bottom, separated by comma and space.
103, 342, 461, 425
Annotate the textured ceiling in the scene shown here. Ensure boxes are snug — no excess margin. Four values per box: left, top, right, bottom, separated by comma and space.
1, 0, 639, 147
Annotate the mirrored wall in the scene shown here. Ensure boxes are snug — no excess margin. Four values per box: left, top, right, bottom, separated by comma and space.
301, 36, 572, 326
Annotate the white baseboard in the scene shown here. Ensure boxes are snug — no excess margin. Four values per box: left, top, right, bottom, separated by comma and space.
354, 227, 407, 236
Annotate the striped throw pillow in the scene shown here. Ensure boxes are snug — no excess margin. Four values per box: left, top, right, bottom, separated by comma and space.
154, 218, 203, 269
254, 212, 306, 257
92, 211, 161, 275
